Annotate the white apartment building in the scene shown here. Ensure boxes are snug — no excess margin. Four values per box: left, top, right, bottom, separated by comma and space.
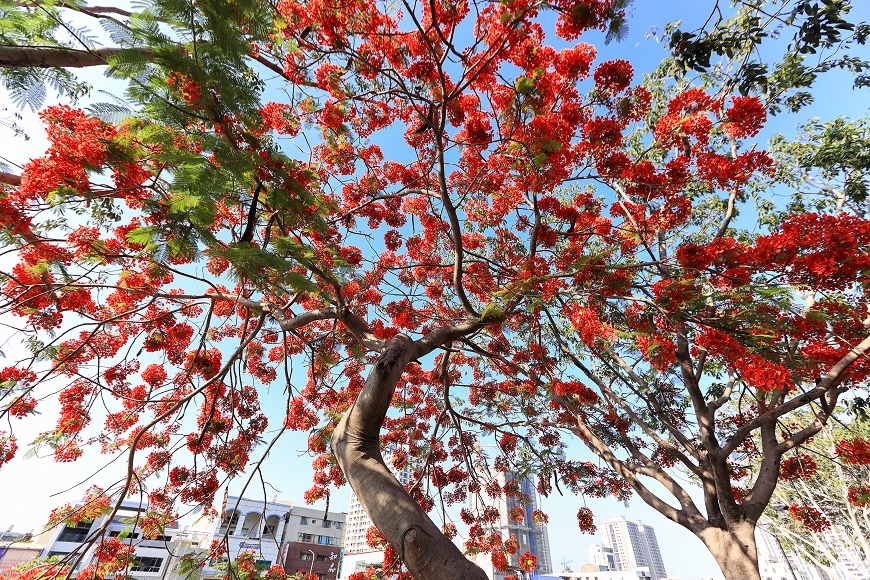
590, 545, 618, 570
756, 523, 870, 580
195, 494, 346, 580
195, 494, 291, 571
756, 525, 800, 580
598, 516, 667, 580
556, 567, 653, 580
38, 497, 199, 580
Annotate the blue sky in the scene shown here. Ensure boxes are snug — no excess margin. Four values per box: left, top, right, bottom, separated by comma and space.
2, 2, 870, 580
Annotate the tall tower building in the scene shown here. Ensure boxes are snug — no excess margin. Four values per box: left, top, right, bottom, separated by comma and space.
469, 471, 554, 579
599, 516, 667, 580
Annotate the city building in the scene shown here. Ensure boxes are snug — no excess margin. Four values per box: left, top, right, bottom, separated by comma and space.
756, 523, 870, 580
37, 497, 193, 580
0, 543, 45, 574
196, 494, 346, 580
196, 494, 291, 573
756, 525, 800, 580
280, 505, 344, 580
469, 471, 554, 580
597, 516, 667, 580
342, 448, 552, 580
555, 568, 653, 580
338, 550, 385, 579
589, 545, 617, 570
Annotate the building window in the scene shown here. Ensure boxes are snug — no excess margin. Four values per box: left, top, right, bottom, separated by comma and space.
321, 520, 331, 528
264, 516, 280, 539
300, 534, 313, 542
300, 553, 312, 561
316, 555, 326, 562
131, 557, 164, 573
219, 511, 240, 535
108, 531, 139, 539
58, 521, 93, 543
300, 517, 308, 525
334, 522, 343, 530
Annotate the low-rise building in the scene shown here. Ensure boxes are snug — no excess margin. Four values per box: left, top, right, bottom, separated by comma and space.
279, 505, 345, 580
0, 544, 45, 574
37, 497, 190, 580
199, 495, 292, 572
556, 568, 652, 580
193, 495, 346, 580
336, 549, 384, 580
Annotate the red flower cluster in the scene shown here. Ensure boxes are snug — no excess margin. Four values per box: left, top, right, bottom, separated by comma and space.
593, 59, 633, 93
518, 552, 537, 572
779, 454, 817, 481
848, 484, 870, 507
696, 328, 791, 392
836, 437, 870, 465
788, 504, 831, 533
722, 95, 766, 138
576, 507, 596, 533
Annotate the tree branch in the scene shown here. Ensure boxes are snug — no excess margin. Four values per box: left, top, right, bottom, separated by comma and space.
722, 334, 870, 457
0, 45, 151, 68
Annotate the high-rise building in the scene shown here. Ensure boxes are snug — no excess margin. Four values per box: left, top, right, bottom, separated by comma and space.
755, 525, 800, 580
343, 451, 553, 580
599, 516, 667, 580
469, 471, 554, 580
589, 544, 617, 570
756, 523, 870, 580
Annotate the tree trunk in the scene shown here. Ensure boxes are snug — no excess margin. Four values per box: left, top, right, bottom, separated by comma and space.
698, 521, 762, 580
331, 335, 488, 580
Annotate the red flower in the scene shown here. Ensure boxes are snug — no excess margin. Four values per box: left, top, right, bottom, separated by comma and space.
593, 59, 633, 93
836, 437, 870, 465
518, 552, 537, 572
576, 507, 596, 534
722, 95, 766, 138
788, 504, 831, 532
779, 454, 817, 481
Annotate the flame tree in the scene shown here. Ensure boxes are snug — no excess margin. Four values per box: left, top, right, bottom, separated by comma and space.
0, 0, 869, 579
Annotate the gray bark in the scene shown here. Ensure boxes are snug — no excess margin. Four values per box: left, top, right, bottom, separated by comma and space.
699, 521, 762, 580
331, 334, 488, 580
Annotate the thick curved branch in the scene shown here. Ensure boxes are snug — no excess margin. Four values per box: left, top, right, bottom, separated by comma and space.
722, 334, 870, 457
0, 45, 150, 68
556, 393, 708, 531
14, 1, 133, 17
238, 183, 262, 243
331, 334, 488, 580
